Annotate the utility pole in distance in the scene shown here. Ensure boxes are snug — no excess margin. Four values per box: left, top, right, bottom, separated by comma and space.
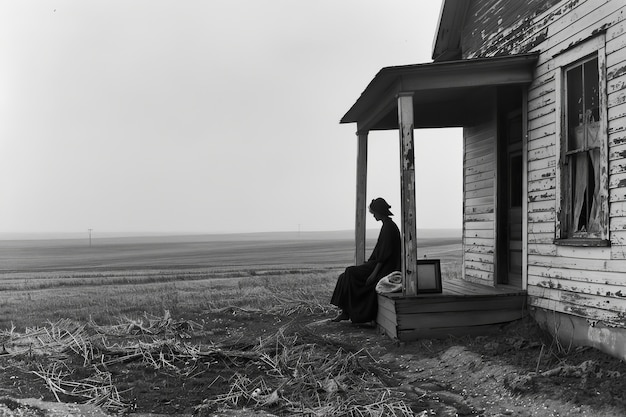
88, 229, 92, 247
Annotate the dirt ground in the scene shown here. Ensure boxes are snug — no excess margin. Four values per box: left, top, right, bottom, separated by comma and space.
328, 318, 626, 417
1, 307, 626, 416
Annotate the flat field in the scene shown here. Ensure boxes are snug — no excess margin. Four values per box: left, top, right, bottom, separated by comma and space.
0, 232, 465, 416
0, 231, 461, 272
0, 232, 462, 328
0, 232, 625, 417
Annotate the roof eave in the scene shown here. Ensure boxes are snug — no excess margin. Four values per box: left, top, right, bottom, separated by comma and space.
340, 53, 539, 129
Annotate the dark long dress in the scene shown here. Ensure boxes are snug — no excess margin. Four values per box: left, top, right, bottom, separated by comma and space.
330, 217, 401, 323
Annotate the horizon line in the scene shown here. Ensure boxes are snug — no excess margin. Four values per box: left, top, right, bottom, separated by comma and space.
0, 227, 462, 241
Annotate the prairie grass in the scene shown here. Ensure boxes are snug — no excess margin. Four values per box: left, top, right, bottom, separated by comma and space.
0, 268, 342, 330
0, 236, 462, 415
0, 267, 332, 291
0, 235, 461, 330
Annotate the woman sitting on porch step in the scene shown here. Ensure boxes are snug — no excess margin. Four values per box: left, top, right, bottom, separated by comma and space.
330, 197, 401, 323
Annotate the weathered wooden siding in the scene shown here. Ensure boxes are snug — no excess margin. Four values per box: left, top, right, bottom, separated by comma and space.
608, 17, 626, 253
463, 117, 497, 286
461, 0, 563, 59
454, 0, 626, 352
492, 0, 626, 327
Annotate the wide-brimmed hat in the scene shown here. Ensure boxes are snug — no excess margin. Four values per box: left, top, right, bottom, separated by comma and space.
369, 198, 393, 216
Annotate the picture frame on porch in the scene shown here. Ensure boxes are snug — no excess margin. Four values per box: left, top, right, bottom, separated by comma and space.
417, 259, 442, 294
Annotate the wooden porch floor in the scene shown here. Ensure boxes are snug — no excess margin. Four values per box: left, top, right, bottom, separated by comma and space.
377, 278, 527, 341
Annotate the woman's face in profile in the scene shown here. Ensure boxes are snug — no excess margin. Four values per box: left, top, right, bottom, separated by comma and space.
369, 208, 382, 221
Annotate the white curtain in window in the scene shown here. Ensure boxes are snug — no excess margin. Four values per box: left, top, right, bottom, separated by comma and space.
572, 119, 601, 234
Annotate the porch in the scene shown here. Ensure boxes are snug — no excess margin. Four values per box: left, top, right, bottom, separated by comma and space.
377, 278, 527, 341
339, 54, 538, 341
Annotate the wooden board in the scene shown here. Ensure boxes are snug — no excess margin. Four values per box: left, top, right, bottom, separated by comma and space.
396, 309, 525, 330
394, 295, 526, 315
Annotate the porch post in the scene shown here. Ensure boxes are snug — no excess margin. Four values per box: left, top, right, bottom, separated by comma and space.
521, 88, 528, 291
397, 93, 418, 295
355, 131, 368, 264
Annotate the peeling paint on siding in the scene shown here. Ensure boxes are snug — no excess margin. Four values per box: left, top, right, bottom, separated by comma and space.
609, 80, 626, 94
455, 0, 626, 358
462, 0, 565, 58
608, 65, 626, 80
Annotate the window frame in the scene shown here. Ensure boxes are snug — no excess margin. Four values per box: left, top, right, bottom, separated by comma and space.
554, 34, 609, 245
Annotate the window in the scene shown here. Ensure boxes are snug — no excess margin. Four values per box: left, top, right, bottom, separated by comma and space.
564, 56, 601, 237
556, 36, 608, 243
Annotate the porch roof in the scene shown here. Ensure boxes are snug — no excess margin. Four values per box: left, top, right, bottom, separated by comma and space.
340, 53, 539, 133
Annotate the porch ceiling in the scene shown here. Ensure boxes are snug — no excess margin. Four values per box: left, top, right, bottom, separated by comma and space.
341, 53, 539, 133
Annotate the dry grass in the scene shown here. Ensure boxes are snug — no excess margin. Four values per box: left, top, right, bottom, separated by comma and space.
0, 319, 128, 412
33, 364, 127, 412
195, 325, 415, 416
0, 236, 462, 414
0, 268, 341, 329
0, 307, 415, 415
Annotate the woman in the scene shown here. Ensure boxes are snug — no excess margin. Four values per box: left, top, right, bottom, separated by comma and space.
330, 197, 401, 323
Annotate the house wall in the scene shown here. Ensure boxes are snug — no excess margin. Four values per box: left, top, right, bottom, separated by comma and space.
459, 0, 626, 358
464, 114, 497, 286
461, 0, 562, 59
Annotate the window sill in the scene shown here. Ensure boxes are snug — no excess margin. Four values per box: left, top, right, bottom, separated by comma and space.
554, 238, 610, 247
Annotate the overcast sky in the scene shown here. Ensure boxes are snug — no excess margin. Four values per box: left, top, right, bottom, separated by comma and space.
0, 0, 462, 236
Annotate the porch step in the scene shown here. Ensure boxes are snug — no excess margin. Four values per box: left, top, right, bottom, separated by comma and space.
377, 279, 527, 341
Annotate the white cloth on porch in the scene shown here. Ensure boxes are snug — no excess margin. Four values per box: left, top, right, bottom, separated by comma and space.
376, 271, 402, 293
